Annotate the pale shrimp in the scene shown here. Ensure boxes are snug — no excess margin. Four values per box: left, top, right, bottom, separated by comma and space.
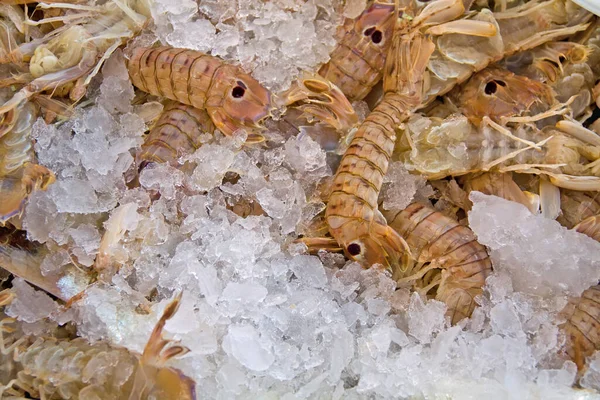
396, 67, 600, 189
0, 292, 195, 400
0, 101, 55, 225
421, 0, 593, 105
0, 0, 151, 113
382, 203, 493, 324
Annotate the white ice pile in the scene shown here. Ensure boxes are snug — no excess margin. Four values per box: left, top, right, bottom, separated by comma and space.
150, 0, 343, 91
468, 192, 600, 300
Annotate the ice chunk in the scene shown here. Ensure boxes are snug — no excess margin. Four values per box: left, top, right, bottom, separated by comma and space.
329, 326, 354, 381
224, 324, 274, 371
469, 192, 600, 298
381, 162, 432, 211
167, 19, 216, 53
50, 179, 103, 214
407, 292, 446, 344
187, 144, 237, 191
6, 278, 59, 323
68, 224, 101, 266
289, 255, 328, 288
490, 301, 523, 337
222, 282, 268, 304
284, 134, 328, 178
99, 50, 135, 114
139, 163, 184, 200
581, 352, 600, 391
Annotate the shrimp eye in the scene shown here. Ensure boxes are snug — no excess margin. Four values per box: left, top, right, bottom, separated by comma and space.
558, 55, 566, 63
371, 30, 383, 44
347, 243, 361, 256
232, 86, 245, 98
364, 27, 375, 36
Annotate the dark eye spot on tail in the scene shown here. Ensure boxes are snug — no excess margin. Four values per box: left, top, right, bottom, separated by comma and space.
484, 81, 498, 95
347, 243, 361, 256
364, 27, 375, 37
232, 86, 245, 98
138, 160, 154, 173
371, 30, 383, 44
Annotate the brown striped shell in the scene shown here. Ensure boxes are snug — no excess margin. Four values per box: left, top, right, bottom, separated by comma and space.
384, 203, 493, 324
128, 46, 272, 138
318, 2, 396, 101
559, 285, 600, 371
138, 101, 215, 167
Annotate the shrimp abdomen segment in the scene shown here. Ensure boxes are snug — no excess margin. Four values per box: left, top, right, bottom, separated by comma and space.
384, 203, 492, 324
138, 101, 215, 166
129, 47, 219, 110
560, 285, 600, 370
326, 106, 398, 227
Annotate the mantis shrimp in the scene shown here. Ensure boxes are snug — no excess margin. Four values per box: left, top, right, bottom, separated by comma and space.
395, 66, 600, 190
382, 202, 493, 324
137, 101, 216, 168
300, 0, 499, 270
127, 46, 273, 140
0, 291, 196, 399
318, 0, 397, 101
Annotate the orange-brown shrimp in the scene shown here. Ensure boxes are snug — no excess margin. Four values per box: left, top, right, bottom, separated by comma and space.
127, 46, 273, 140
319, 0, 461, 271
462, 172, 540, 213
383, 203, 493, 324
304, 0, 502, 270
574, 214, 600, 241
318, 1, 397, 101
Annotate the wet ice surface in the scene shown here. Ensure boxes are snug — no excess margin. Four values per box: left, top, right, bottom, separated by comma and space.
9, 2, 600, 399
